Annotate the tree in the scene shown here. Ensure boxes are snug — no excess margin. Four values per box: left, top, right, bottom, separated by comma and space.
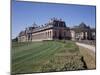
12, 37, 18, 42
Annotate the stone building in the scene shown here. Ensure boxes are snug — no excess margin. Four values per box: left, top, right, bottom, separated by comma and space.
18, 18, 95, 42
18, 18, 71, 42
71, 22, 96, 41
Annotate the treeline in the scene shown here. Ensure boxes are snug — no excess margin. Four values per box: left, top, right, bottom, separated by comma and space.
12, 37, 18, 42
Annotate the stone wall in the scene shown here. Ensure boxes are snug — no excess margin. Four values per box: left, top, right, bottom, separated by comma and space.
18, 35, 26, 42
32, 29, 53, 41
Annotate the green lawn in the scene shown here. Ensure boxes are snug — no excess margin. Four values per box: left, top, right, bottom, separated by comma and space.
11, 40, 87, 74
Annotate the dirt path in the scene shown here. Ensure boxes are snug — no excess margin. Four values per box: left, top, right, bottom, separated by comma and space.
76, 42, 95, 53
76, 42, 96, 69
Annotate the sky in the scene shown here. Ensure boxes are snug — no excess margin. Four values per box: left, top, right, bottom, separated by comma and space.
12, 0, 96, 38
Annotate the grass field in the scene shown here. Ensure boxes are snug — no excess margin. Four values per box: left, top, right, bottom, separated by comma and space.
11, 40, 87, 74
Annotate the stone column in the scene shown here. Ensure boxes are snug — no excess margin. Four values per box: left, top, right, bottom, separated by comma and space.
81, 32, 84, 40
85, 32, 87, 40
46, 32, 48, 39
51, 30, 53, 39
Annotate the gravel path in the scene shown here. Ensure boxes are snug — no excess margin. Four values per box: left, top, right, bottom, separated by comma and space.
76, 42, 95, 53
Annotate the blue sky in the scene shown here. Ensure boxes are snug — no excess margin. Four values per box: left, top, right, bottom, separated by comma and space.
12, 0, 96, 38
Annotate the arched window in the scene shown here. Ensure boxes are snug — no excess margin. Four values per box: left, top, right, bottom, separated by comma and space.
64, 32, 66, 36
49, 31, 51, 38
46, 32, 47, 38
54, 31, 57, 38
48, 31, 49, 38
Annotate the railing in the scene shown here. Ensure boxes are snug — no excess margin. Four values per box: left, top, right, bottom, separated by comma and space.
32, 25, 53, 33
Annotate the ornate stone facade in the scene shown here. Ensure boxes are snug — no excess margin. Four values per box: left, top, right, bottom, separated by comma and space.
18, 18, 95, 42
71, 22, 95, 41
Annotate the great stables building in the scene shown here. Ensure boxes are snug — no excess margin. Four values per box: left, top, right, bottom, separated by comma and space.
18, 18, 95, 42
